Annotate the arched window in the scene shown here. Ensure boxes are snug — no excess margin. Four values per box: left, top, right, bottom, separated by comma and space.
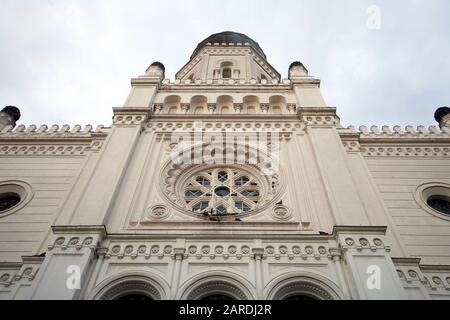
195, 106, 204, 114
222, 68, 232, 79
183, 168, 262, 215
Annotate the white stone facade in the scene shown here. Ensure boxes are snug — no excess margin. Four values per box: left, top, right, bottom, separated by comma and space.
0, 32, 449, 300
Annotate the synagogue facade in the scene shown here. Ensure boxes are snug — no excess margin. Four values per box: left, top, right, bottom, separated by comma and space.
1, 31, 450, 300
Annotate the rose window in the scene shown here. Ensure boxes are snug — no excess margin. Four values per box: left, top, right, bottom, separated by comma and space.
183, 167, 265, 215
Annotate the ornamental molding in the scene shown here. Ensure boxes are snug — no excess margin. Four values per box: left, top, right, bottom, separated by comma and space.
186, 281, 248, 300
0, 141, 103, 156
273, 282, 335, 300
100, 281, 161, 300
159, 160, 285, 220
101, 241, 333, 262
0, 257, 44, 288
145, 204, 170, 221
361, 144, 450, 157
146, 120, 302, 133
47, 225, 106, 252
297, 107, 338, 127
271, 204, 292, 221
112, 107, 152, 125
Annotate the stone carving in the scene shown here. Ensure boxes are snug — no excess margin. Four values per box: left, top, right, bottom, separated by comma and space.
292, 246, 301, 255
163, 246, 173, 254
215, 246, 224, 254
318, 246, 327, 255
186, 281, 248, 300
201, 246, 210, 254
55, 237, 65, 246
83, 237, 93, 246
279, 246, 288, 254
125, 246, 133, 254
0, 273, 10, 282
228, 246, 237, 254
408, 270, 418, 278
69, 237, 80, 245
345, 238, 354, 246
138, 245, 147, 254
305, 246, 314, 255
111, 246, 121, 254
100, 281, 161, 300
266, 246, 275, 255
23, 268, 33, 276
241, 246, 250, 254
189, 246, 197, 254
432, 277, 442, 285
373, 238, 383, 246
151, 245, 160, 254
359, 238, 369, 247
271, 205, 292, 221
147, 205, 170, 220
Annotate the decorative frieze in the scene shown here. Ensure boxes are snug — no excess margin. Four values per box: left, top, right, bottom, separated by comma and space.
0, 143, 97, 156
112, 107, 151, 125
361, 145, 450, 157
102, 242, 332, 262
298, 107, 338, 127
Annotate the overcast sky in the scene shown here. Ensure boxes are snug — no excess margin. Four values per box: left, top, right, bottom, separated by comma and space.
1, 0, 449, 128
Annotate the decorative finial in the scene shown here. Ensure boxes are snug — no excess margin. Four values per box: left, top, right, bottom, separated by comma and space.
0, 106, 21, 130
145, 61, 165, 78
434, 106, 450, 128
288, 61, 308, 78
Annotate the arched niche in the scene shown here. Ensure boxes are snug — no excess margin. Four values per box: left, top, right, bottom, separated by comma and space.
269, 95, 286, 115
164, 95, 181, 114
243, 95, 259, 114
217, 95, 233, 114
191, 95, 207, 115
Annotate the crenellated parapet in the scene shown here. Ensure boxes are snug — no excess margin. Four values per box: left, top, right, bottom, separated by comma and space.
341, 124, 449, 138
0, 123, 109, 136
338, 122, 450, 157
0, 124, 109, 156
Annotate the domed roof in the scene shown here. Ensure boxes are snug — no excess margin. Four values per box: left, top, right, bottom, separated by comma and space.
191, 31, 266, 59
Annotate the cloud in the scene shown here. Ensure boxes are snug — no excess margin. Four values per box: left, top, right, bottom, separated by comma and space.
0, 0, 449, 127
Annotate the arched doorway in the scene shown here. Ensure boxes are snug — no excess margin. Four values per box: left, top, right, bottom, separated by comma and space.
266, 274, 342, 300
200, 294, 235, 301
90, 274, 168, 300
116, 294, 154, 301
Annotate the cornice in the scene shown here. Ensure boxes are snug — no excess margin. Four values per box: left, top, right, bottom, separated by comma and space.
51, 225, 107, 236
332, 225, 387, 235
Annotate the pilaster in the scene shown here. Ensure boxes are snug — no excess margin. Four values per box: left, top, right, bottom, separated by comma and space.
334, 226, 407, 299
28, 226, 106, 300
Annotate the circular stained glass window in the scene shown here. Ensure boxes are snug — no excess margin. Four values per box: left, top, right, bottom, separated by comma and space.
182, 167, 267, 215
427, 196, 450, 215
0, 193, 20, 212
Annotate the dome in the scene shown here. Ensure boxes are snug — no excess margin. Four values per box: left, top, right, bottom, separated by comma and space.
434, 106, 450, 123
191, 31, 266, 59
1, 106, 21, 122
